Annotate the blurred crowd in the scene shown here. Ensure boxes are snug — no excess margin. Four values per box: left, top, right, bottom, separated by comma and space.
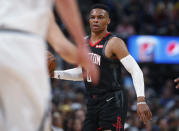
56, 0, 179, 39
49, 0, 179, 131
79, 0, 179, 38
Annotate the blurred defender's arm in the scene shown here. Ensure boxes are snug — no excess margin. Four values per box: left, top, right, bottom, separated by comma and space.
47, 12, 78, 64
55, 0, 86, 47
55, 0, 99, 84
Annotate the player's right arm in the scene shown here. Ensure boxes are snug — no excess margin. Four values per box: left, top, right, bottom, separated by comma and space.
53, 66, 83, 81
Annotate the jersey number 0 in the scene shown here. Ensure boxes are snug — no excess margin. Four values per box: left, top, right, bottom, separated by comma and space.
87, 70, 92, 82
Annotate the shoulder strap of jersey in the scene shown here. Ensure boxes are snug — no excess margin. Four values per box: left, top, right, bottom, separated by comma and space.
102, 33, 121, 58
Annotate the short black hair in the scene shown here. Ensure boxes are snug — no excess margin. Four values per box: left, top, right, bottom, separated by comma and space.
89, 4, 110, 16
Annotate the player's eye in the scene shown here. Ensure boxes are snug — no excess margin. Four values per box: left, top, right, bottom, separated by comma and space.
90, 16, 95, 19
98, 16, 104, 19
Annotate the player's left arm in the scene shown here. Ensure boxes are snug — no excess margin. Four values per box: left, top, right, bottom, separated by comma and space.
108, 37, 152, 124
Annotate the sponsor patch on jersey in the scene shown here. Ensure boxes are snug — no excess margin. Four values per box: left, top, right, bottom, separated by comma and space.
96, 45, 104, 48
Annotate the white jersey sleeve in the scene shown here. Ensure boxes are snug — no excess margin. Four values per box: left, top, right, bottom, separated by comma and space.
120, 55, 145, 97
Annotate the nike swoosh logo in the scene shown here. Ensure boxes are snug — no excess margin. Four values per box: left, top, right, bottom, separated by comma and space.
106, 97, 114, 102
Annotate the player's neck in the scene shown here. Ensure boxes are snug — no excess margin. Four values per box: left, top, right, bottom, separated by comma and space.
91, 30, 109, 41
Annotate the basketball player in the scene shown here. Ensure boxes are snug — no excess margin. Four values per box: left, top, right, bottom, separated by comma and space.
53, 4, 152, 131
174, 77, 179, 88
0, 0, 98, 131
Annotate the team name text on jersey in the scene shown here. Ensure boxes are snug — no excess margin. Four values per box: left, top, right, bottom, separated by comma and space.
88, 53, 101, 66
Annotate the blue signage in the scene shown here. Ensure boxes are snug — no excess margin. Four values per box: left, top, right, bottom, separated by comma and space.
128, 35, 179, 64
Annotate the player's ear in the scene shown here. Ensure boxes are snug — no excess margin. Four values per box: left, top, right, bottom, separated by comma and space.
108, 18, 111, 25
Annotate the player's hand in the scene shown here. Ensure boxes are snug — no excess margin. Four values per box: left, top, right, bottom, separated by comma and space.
50, 71, 54, 78
137, 97, 152, 124
174, 77, 179, 89
47, 51, 56, 78
77, 45, 99, 85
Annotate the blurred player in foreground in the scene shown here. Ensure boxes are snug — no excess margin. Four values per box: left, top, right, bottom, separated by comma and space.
53, 4, 152, 131
0, 0, 98, 131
